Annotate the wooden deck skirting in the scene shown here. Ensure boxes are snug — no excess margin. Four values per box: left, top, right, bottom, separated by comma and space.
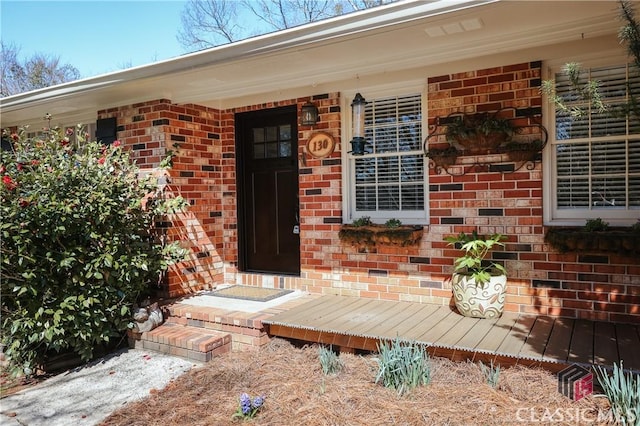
262, 295, 640, 374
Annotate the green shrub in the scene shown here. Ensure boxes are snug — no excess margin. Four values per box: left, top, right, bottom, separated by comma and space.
0, 124, 187, 376
375, 337, 430, 395
318, 345, 343, 375
595, 362, 640, 426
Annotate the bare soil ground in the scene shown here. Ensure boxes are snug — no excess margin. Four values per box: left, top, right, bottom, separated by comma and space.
99, 338, 611, 426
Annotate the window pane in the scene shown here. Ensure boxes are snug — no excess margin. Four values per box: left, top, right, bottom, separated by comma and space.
356, 186, 376, 210
280, 125, 291, 141
401, 155, 424, 182
630, 177, 640, 207
266, 142, 278, 158
253, 128, 264, 143
355, 158, 376, 184
279, 141, 291, 157
378, 185, 400, 210
591, 140, 627, 175
402, 184, 424, 210
254, 144, 265, 159
372, 127, 397, 153
557, 177, 589, 208
266, 126, 277, 142
630, 139, 640, 173
556, 143, 589, 177
592, 177, 626, 208
377, 156, 399, 183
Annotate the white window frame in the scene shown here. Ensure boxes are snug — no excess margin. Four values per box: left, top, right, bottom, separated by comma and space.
342, 83, 428, 225
543, 56, 640, 227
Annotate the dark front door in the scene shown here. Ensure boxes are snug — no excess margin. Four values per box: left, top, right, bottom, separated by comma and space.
236, 106, 300, 275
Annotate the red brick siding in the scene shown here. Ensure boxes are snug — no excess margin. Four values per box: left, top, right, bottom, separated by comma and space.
97, 61, 640, 324
98, 100, 225, 297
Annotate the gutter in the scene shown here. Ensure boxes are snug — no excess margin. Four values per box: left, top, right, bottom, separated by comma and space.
0, 0, 495, 111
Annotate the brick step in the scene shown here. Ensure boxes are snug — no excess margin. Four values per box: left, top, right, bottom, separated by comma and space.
128, 323, 231, 362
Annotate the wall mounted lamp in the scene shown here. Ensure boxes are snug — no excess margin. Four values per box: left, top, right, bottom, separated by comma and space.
300, 101, 320, 126
350, 93, 367, 155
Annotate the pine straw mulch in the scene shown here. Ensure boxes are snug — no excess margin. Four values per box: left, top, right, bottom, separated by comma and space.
100, 338, 611, 426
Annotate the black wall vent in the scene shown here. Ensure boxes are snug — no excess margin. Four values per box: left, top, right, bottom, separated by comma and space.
96, 117, 117, 145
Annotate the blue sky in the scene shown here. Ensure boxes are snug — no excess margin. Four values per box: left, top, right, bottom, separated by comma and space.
1, 1, 189, 78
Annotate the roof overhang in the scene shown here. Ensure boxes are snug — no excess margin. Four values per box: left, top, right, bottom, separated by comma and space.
0, 0, 630, 127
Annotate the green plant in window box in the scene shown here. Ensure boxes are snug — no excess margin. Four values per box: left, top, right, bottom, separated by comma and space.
444, 231, 507, 319
545, 218, 640, 256
385, 218, 402, 228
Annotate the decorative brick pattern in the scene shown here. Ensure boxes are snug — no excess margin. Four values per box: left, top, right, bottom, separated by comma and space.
98, 63, 640, 324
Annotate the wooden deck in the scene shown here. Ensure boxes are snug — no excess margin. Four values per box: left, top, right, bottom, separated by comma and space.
262, 295, 640, 373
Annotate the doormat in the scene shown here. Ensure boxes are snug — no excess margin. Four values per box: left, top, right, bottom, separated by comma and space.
206, 286, 292, 302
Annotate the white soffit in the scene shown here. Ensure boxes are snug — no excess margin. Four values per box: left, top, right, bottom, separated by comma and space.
0, 0, 630, 126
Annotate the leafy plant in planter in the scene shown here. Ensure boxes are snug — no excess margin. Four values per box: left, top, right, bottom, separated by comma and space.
444, 231, 507, 319
446, 113, 517, 154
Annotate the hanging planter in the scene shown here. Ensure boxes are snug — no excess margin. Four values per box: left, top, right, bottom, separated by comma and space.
445, 112, 516, 154
503, 140, 545, 162
425, 145, 460, 168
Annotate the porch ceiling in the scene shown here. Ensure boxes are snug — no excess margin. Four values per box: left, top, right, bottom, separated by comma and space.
0, 0, 627, 127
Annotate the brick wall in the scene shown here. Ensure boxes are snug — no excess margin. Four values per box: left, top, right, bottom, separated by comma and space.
98, 61, 640, 324
98, 100, 225, 297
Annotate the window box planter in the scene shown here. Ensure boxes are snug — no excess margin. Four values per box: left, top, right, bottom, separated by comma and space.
338, 224, 424, 248
545, 228, 640, 256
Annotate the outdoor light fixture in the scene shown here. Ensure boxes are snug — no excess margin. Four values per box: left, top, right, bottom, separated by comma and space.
350, 93, 367, 155
300, 101, 319, 126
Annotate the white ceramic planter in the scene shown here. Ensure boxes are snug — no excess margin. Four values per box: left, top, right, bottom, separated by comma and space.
451, 273, 507, 319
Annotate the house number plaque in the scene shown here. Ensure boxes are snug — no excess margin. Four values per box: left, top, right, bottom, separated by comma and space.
306, 131, 336, 159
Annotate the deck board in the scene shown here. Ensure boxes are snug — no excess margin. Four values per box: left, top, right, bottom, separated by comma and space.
496, 314, 537, 357
474, 313, 520, 354
542, 317, 574, 363
405, 306, 455, 343
519, 316, 555, 361
261, 295, 638, 372
455, 316, 500, 349
615, 323, 640, 371
593, 321, 618, 367
288, 296, 364, 328
568, 320, 594, 365
417, 309, 465, 344
438, 315, 480, 347
376, 304, 442, 340
351, 301, 416, 337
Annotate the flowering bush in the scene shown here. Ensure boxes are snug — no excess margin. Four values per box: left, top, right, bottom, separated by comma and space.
0, 123, 187, 375
232, 392, 265, 421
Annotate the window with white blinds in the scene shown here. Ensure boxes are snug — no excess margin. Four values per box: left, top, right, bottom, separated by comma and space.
551, 63, 640, 223
348, 93, 426, 222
